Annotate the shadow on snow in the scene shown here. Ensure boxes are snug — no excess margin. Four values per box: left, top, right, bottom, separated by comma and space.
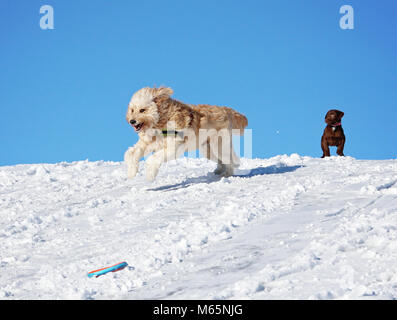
147, 164, 303, 192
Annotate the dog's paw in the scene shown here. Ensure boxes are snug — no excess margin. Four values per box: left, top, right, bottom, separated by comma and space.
127, 165, 138, 179
145, 154, 162, 181
124, 147, 136, 163
145, 166, 159, 182
222, 165, 235, 177
213, 163, 226, 175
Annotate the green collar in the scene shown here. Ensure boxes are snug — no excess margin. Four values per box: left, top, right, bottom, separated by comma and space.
161, 130, 180, 136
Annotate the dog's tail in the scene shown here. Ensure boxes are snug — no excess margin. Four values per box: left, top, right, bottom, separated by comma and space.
226, 107, 248, 135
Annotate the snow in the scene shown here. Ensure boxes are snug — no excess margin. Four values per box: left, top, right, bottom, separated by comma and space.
1, 154, 397, 300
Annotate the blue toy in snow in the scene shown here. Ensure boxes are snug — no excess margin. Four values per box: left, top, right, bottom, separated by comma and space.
87, 261, 128, 278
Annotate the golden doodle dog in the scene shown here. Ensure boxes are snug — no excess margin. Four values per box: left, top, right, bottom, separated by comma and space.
124, 86, 248, 181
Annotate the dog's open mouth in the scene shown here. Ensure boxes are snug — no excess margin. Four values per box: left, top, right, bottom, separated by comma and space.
133, 122, 144, 132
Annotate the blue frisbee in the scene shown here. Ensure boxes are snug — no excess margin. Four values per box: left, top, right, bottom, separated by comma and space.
87, 261, 128, 278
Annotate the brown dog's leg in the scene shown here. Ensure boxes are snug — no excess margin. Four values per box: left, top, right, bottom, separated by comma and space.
321, 137, 330, 158
337, 139, 345, 156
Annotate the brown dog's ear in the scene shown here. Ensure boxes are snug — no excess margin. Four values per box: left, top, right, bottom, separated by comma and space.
338, 110, 344, 119
324, 110, 331, 123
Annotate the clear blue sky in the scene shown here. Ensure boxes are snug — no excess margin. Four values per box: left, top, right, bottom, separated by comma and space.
1, 0, 396, 166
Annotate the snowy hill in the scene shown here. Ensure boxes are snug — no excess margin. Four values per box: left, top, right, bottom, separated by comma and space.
1, 154, 397, 300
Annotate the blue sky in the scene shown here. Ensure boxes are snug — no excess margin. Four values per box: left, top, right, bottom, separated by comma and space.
0, 0, 396, 166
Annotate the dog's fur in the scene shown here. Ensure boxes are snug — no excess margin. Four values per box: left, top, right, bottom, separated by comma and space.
124, 87, 248, 180
321, 109, 346, 158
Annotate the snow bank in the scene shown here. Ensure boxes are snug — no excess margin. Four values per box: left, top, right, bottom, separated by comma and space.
0, 155, 396, 299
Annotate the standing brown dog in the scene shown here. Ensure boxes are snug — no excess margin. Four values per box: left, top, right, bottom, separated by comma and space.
321, 109, 345, 158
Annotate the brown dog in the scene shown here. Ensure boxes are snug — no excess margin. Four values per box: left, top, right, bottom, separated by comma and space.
321, 109, 345, 158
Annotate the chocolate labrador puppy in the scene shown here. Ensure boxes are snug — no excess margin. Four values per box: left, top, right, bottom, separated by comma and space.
321, 109, 345, 158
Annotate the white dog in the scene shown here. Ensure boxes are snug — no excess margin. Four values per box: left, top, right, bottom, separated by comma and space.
124, 87, 248, 181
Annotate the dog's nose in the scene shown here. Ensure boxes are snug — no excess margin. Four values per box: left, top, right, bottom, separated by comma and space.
130, 119, 136, 125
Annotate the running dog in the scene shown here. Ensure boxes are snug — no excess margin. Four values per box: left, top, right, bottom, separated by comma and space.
124, 87, 248, 181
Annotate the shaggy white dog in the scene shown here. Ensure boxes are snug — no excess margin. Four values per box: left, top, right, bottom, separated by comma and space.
124, 87, 248, 181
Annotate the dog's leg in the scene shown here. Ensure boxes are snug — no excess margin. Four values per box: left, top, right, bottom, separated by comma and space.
145, 139, 186, 181
321, 137, 330, 158
218, 145, 239, 177
124, 139, 149, 179
212, 147, 238, 177
218, 145, 241, 176
199, 130, 239, 176
337, 140, 345, 156
223, 165, 235, 177
204, 141, 238, 176
199, 139, 226, 175
215, 132, 238, 177
213, 162, 226, 175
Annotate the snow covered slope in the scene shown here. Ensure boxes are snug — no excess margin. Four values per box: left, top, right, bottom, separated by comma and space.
1, 155, 397, 300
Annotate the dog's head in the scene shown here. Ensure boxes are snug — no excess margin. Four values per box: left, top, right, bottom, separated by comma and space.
325, 109, 344, 126
126, 86, 173, 132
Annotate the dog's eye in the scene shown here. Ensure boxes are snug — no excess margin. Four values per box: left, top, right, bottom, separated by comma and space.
139, 109, 146, 113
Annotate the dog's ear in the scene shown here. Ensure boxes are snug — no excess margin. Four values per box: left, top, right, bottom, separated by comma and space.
155, 87, 173, 97
337, 110, 344, 119
152, 87, 173, 104
324, 110, 331, 123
